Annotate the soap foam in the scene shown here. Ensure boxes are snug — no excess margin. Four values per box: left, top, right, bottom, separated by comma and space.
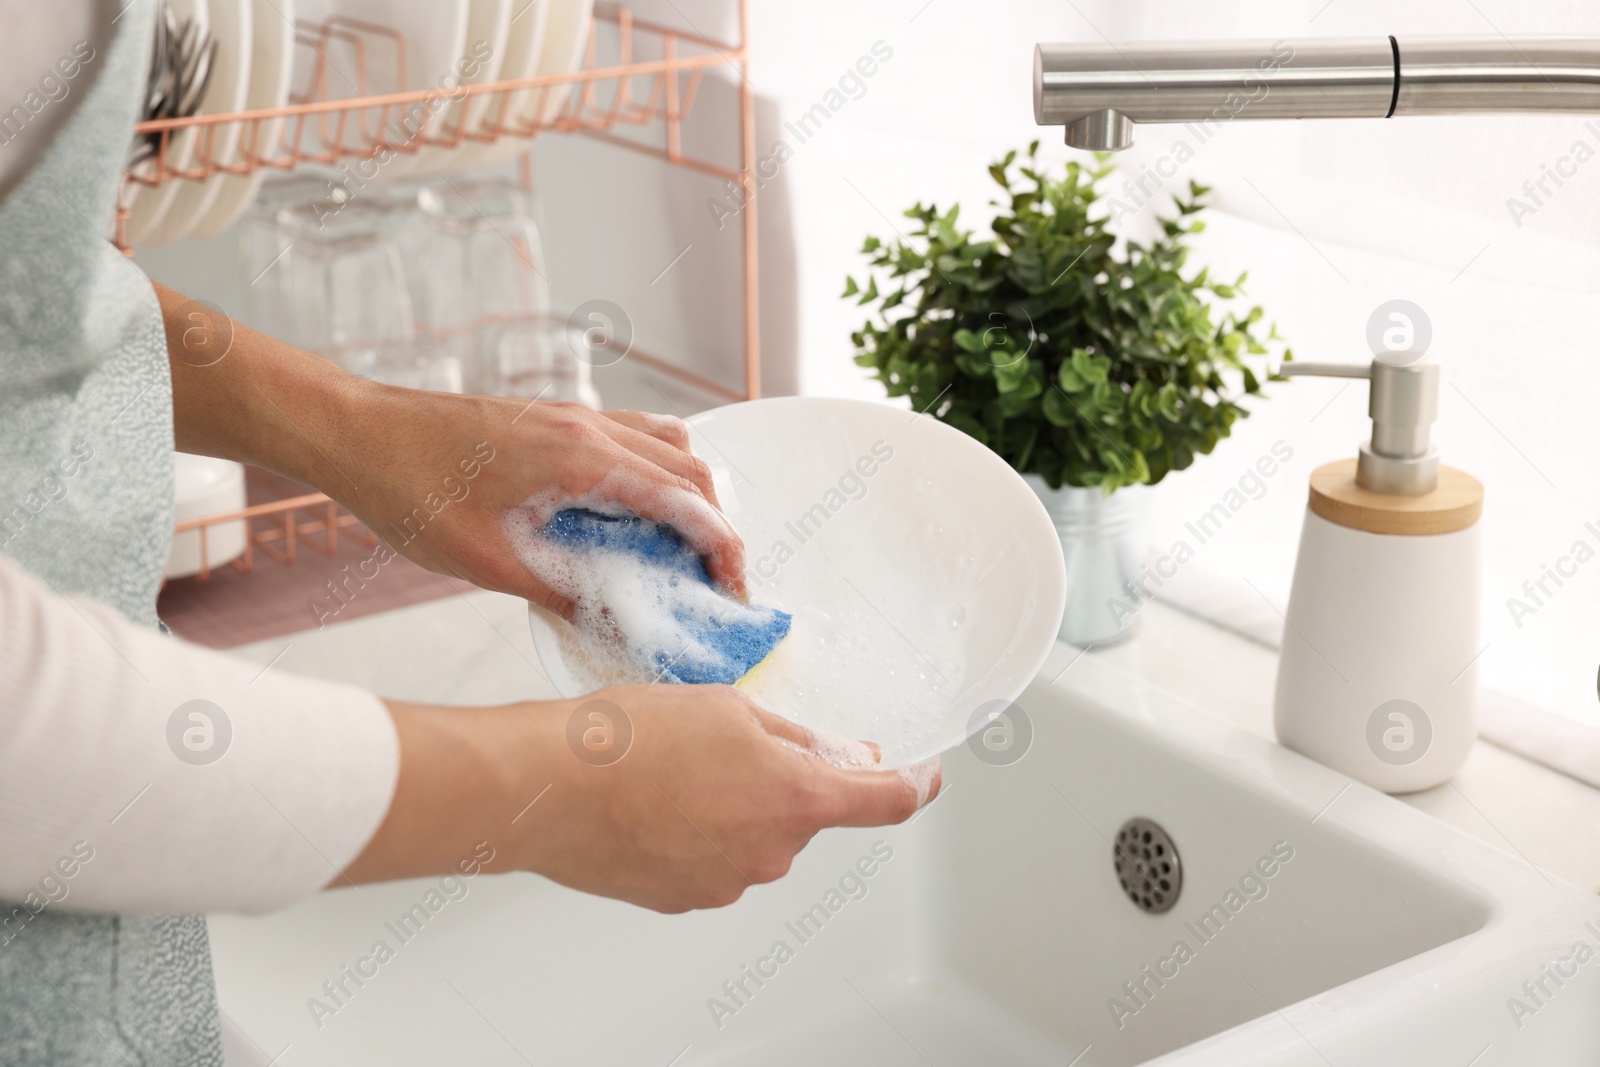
793, 726, 878, 771
503, 466, 745, 602
778, 727, 938, 809
504, 493, 778, 687
895, 757, 940, 808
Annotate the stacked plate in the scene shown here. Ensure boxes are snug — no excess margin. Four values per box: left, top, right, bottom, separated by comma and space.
129, 0, 596, 244
435, 0, 597, 174
336, 0, 597, 178
127, 0, 297, 245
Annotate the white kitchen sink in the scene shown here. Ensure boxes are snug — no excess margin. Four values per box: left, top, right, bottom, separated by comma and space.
211, 637, 1600, 1065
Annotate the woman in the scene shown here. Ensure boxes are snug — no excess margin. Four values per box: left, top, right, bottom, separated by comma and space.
0, 5, 936, 1064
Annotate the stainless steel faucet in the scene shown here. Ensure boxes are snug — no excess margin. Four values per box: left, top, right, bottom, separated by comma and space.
1033, 37, 1600, 150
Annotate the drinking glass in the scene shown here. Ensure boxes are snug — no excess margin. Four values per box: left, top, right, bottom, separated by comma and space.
488, 317, 601, 408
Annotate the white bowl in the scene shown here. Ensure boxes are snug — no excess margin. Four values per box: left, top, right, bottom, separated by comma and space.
527, 396, 1067, 768
165, 453, 248, 579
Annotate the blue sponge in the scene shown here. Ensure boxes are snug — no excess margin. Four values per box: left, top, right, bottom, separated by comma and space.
542, 508, 791, 685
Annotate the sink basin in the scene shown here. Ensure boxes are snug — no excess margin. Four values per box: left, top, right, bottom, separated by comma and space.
210, 639, 1600, 1065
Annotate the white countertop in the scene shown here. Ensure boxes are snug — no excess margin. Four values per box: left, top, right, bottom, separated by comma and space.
233, 589, 1600, 892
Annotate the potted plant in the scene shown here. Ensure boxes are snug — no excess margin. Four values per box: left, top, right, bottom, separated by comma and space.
846, 143, 1289, 644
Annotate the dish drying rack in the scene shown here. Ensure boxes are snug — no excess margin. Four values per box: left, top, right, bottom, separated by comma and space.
133, 0, 760, 584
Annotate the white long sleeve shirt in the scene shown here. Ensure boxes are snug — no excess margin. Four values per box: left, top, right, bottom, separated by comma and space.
0, 550, 400, 915
0, 2, 399, 920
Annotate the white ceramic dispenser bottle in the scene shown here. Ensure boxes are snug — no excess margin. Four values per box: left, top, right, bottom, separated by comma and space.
1273, 356, 1483, 793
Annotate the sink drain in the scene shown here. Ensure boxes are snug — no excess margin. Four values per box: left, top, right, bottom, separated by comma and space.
1114, 817, 1182, 914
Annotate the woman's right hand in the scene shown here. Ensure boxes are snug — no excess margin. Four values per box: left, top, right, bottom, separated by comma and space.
346, 686, 938, 913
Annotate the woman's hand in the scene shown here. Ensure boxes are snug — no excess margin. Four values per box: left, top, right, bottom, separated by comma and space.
349, 686, 940, 912
328, 386, 747, 612
156, 282, 745, 609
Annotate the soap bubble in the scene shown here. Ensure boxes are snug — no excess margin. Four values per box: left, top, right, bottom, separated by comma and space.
1365, 698, 1431, 766
966, 699, 1033, 766
566, 699, 633, 766
166, 699, 231, 766
1364, 299, 1430, 367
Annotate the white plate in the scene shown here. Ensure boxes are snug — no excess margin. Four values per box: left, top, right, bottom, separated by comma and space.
189, 0, 296, 240
527, 396, 1069, 768
452, 0, 549, 171
406, 0, 512, 178
126, 0, 210, 245
149, 0, 254, 244
525, 0, 593, 128
293, 0, 469, 177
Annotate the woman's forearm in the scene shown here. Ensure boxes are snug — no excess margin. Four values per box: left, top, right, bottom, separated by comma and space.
342, 700, 555, 886
155, 280, 371, 493
152, 278, 750, 605
345, 685, 936, 913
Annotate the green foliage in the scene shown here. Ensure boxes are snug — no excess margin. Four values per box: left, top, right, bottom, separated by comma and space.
846, 144, 1290, 491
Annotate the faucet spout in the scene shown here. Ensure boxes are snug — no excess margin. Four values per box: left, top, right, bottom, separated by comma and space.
1033, 36, 1600, 150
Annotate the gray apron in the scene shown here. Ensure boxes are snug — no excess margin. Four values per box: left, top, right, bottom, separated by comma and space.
0, 6, 223, 1064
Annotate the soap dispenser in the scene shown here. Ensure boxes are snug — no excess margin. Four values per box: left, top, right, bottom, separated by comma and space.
1273, 356, 1483, 794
